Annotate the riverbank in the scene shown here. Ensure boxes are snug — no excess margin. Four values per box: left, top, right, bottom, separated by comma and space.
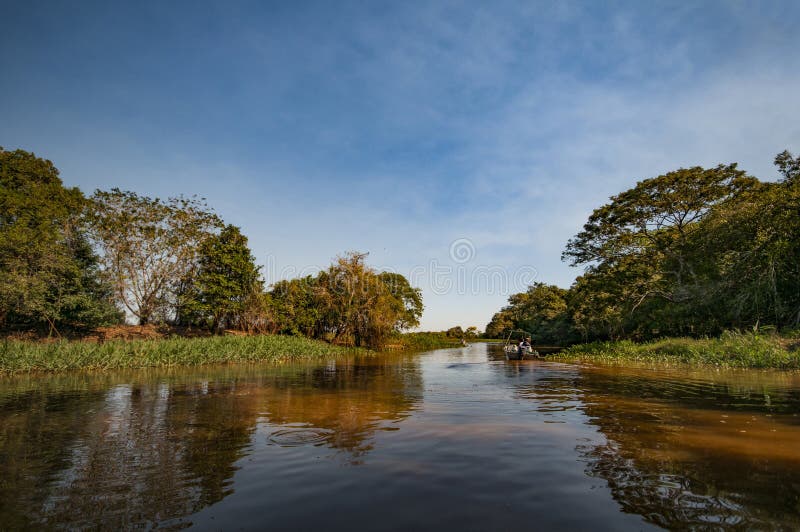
549, 331, 800, 369
389, 332, 465, 350
0, 334, 366, 375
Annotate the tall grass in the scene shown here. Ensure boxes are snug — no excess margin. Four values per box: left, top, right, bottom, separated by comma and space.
551, 331, 800, 369
393, 332, 463, 351
0, 334, 367, 375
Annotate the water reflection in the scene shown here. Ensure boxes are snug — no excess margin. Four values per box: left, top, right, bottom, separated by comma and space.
261, 356, 422, 459
0, 354, 422, 529
516, 363, 800, 529
3, 347, 800, 530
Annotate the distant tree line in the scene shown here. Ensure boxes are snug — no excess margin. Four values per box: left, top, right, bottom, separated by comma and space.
0, 148, 422, 348
486, 150, 800, 344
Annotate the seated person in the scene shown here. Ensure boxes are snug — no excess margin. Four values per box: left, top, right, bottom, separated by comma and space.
518, 337, 531, 354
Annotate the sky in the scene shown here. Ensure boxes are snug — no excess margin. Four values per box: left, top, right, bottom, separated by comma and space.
1, 0, 799, 330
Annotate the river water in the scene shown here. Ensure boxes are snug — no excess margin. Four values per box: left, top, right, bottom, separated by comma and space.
2, 343, 800, 530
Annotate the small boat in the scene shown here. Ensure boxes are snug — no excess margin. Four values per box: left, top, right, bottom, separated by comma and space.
503, 344, 539, 360
503, 330, 540, 360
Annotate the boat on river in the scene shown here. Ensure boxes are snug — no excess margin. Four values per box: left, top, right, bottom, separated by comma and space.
503, 329, 540, 360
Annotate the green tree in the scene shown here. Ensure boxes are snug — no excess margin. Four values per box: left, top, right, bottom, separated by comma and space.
179, 224, 262, 332
378, 272, 423, 330
88, 189, 222, 324
485, 283, 577, 344
316, 252, 402, 348
445, 326, 464, 338
269, 252, 423, 348
485, 309, 514, 338
775, 149, 800, 183
563, 164, 756, 337
691, 153, 800, 329
269, 276, 321, 337
0, 148, 120, 333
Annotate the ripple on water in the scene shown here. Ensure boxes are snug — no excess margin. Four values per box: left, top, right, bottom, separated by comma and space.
268, 427, 334, 447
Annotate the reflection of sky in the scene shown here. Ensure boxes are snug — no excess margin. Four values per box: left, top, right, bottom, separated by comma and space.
8, 346, 800, 528
192, 344, 650, 530
2, 1, 799, 329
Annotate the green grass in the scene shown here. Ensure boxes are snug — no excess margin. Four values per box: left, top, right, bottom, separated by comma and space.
394, 332, 464, 350
550, 331, 800, 369
0, 334, 368, 375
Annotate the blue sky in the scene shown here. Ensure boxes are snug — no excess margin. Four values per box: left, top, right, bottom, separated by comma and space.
2, 0, 799, 330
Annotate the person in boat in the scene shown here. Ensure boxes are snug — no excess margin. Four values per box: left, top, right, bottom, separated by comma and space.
518, 337, 531, 355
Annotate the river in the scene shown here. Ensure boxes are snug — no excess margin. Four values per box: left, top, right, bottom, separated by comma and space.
2, 343, 799, 530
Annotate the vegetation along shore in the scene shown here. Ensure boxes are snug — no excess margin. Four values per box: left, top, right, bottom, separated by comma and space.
549, 331, 800, 369
485, 149, 800, 369
4, 145, 800, 372
0, 335, 369, 375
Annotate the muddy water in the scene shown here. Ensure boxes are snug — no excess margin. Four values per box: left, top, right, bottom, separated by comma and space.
1, 343, 799, 530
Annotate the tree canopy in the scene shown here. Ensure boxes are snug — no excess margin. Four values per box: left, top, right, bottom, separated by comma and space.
489, 150, 800, 342
0, 148, 120, 334
88, 188, 222, 324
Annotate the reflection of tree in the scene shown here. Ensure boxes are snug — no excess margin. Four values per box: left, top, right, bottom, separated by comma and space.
572, 369, 800, 529
262, 355, 423, 458
0, 355, 422, 528
0, 386, 109, 529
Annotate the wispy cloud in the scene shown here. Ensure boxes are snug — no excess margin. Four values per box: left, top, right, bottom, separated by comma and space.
1, 0, 798, 329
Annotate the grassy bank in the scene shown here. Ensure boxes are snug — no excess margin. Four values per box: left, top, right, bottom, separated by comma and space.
391, 332, 464, 351
0, 334, 366, 375
550, 331, 800, 369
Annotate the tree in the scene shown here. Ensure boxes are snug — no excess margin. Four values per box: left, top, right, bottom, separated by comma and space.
445, 326, 464, 338
269, 276, 321, 337
0, 148, 120, 333
484, 283, 577, 344
179, 224, 262, 332
268, 252, 424, 349
775, 150, 800, 183
316, 252, 402, 348
378, 272, 423, 330
485, 310, 514, 338
88, 188, 221, 324
562, 164, 755, 336
691, 154, 800, 329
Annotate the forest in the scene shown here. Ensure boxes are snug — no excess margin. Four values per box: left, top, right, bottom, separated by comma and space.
487, 150, 800, 345
0, 148, 422, 349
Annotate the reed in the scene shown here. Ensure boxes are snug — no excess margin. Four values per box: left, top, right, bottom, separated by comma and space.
0, 334, 367, 375
551, 331, 800, 369
394, 332, 463, 351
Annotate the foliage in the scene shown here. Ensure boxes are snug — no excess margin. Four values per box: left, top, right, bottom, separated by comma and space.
395, 332, 463, 350
0, 334, 367, 374
178, 224, 263, 332
551, 331, 799, 369
485, 283, 577, 344
775, 150, 800, 183
445, 326, 464, 338
489, 150, 800, 345
378, 272, 424, 329
269, 252, 424, 349
88, 188, 222, 324
0, 148, 120, 334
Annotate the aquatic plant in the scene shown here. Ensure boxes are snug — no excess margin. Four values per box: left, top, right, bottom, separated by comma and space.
0, 334, 367, 375
551, 331, 800, 369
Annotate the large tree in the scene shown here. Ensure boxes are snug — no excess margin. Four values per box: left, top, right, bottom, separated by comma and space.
0, 148, 120, 334
178, 224, 262, 332
690, 151, 800, 329
484, 283, 577, 344
562, 164, 756, 336
269, 252, 423, 348
378, 272, 423, 330
88, 188, 221, 324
